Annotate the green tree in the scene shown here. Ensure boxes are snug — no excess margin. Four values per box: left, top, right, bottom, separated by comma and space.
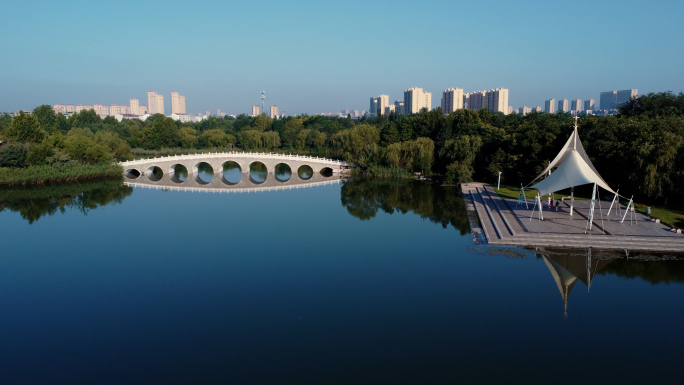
64, 133, 95, 164
85, 143, 112, 164
33, 105, 57, 133
333, 124, 380, 166
143, 115, 178, 149
178, 126, 199, 148
55, 113, 70, 134
27, 140, 55, 165
0, 142, 28, 167
6, 111, 45, 143
69, 109, 101, 128
94, 131, 132, 161
254, 114, 273, 132
440, 135, 483, 183
203, 128, 232, 148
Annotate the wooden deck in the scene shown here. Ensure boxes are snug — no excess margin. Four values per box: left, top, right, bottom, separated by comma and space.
461, 182, 684, 253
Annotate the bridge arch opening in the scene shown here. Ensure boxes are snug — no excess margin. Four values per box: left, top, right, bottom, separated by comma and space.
170, 164, 188, 183
320, 167, 334, 177
146, 166, 163, 182
193, 162, 214, 184
274, 163, 292, 182
221, 161, 242, 185
297, 165, 313, 180
249, 162, 268, 184
124, 169, 141, 179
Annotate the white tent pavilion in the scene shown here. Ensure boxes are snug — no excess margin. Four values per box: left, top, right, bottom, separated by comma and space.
526, 117, 623, 231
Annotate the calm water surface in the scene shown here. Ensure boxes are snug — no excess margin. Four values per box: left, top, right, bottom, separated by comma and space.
1, 178, 683, 384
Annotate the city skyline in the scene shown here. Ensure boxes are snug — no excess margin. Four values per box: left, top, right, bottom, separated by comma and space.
1, 0, 683, 115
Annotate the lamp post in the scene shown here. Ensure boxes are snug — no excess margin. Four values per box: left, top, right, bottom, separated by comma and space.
497, 171, 502, 190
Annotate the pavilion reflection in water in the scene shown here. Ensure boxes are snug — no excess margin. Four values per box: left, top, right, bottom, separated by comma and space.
535, 248, 618, 318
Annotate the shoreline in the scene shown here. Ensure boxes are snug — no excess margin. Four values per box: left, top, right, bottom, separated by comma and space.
0, 164, 123, 187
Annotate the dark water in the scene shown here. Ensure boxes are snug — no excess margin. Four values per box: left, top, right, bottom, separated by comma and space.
1, 178, 683, 384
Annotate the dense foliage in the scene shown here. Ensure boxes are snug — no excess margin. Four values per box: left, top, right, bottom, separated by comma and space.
1, 92, 682, 200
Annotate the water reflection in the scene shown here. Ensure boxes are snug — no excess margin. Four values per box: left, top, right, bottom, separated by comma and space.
275, 163, 292, 182
250, 162, 268, 183
195, 162, 214, 184
171, 164, 188, 183
340, 177, 471, 235
0, 178, 133, 224
297, 165, 313, 180
222, 161, 242, 184
532, 247, 684, 318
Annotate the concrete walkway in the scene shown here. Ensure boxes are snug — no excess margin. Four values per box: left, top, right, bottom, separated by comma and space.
462, 182, 684, 253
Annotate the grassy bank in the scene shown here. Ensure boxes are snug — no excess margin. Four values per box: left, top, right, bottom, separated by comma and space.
634, 205, 684, 229
0, 163, 123, 187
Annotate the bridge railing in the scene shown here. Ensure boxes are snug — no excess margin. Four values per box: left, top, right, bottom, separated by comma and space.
120, 151, 348, 167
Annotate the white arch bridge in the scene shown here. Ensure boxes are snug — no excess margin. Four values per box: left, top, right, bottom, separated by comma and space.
120, 151, 351, 189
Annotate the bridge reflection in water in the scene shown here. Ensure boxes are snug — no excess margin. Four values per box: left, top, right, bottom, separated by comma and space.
124, 173, 347, 193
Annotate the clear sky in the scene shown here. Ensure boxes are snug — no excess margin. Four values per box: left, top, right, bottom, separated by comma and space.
1, 0, 682, 115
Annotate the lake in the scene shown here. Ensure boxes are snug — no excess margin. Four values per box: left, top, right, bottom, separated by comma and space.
1, 177, 683, 384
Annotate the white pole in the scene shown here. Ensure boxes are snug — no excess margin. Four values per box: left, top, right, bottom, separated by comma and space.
586, 182, 597, 233
521, 184, 529, 209
606, 189, 619, 216
570, 186, 574, 217
497, 171, 502, 190
620, 196, 634, 223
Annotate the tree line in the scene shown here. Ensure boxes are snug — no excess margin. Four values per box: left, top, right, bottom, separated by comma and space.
1, 91, 682, 201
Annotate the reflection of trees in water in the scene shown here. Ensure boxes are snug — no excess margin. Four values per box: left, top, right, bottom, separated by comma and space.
599, 259, 684, 284
0, 178, 133, 224
298, 165, 313, 179
340, 177, 470, 235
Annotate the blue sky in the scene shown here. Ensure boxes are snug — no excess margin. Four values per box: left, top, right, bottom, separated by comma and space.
1, 0, 682, 115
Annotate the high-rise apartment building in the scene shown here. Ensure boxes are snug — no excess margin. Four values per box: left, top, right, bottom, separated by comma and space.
584, 99, 595, 111
464, 91, 486, 110
270, 105, 278, 119
462, 88, 508, 114
571, 99, 582, 112
147, 91, 164, 115
600, 91, 617, 110
369, 94, 389, 115
171, 91, 186, 115
441, 88, 464, 114
130, 98, 139, 115
616, 89, 638, 107
486, 88, 509, 114
384, 105, 396, 116
600, 90, 636, 110
557, 99, 569, 113
93, 104, 108, 116
545, 99, 556, 114
404, 87, 431, 115
394, 100, 404, 115
139, 105, 147, 115
252, 105, 260, 116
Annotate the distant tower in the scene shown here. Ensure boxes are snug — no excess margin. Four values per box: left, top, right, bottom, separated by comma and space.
261, 91, 266, 116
